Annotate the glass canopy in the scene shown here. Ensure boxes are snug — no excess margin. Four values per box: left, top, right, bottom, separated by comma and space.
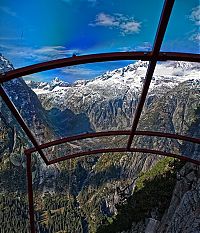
0, 1, 200, 232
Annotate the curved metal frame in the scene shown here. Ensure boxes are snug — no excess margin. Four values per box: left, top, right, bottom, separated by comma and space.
24, 129, 200, 233
0, 52, 199, 83
47, 148, 200, 165
25, 130, 200, 164
0, 0, 200, 232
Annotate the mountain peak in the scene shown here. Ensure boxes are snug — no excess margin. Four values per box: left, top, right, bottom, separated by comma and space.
52, 77, 61, 82
50, 77, 62, 85
0, 54, 14, 74
133, 60, 149, 68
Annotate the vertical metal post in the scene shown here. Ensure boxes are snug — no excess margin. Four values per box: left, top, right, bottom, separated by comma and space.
127, 0, 175, 149
26, 152, 36, 233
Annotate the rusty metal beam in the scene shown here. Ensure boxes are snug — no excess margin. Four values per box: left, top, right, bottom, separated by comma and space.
0, 52, 199, 83
127, 0, 175, 149
47, 147, 200, 165
26, 153, 36, 233
0, 85, 48, 164
158, 52, 200, 62
25, 130, 200, 155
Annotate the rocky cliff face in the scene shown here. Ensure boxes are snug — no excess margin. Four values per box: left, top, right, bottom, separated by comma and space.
0, 54, 60, 194
0, 54, 55, 148
27, 59, 199, 233
29, 60, 200, 131
158, 163, 200, 233
120, 163, 200, 233
76, 79, 199, 232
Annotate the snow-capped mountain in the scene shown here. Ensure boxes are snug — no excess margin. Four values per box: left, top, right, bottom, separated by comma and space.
27, 60, 200, 130
0, 53, 14, 73
0, 54, 93, 140
28, 60, 199, 95
26, 77, 70, 94
1, 55, 200, 233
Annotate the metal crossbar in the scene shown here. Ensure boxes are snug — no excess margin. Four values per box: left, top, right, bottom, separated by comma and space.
127, 0, 175, 149
25, 130, 200, 155
0, 52, 199, 83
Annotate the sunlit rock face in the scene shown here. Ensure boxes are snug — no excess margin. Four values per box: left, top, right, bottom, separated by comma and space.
122, 163, 200, 233
158, 163, 200, 233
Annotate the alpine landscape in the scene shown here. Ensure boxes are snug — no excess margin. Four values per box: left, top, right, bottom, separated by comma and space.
0, 53, 200, 233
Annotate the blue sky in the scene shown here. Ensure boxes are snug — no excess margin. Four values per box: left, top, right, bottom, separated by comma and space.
0, 0, 199, 82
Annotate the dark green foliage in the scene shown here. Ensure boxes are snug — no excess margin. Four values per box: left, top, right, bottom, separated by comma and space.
0, 192, 83, 233
0, 194, 29, 233
0, 163, 27, 193
37, 193, 83, 233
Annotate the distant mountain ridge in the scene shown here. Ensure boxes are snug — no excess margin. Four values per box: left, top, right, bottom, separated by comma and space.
26, 60, 200, 131
26, 60, 200, 95
26, 77, 70, 93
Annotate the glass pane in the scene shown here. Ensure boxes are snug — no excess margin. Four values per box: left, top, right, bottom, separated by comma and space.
133, 60, 200, 162
138, 60, 200, 133
2, 59, 149, 145
161, 0, 200, 53
0, 0, 164, 68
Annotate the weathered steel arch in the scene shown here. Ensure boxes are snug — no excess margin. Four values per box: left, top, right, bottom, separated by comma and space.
47, 148, 200, 165
25, 130, 200, 160
0, 52, 199, 83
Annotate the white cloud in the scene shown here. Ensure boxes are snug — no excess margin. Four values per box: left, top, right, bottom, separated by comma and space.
189, 5, 200, 26
90, 12, 141, 34
1, 44, 82, 68
0, 6, 17, 17
134, 42, 152, 51
118, 42, 152, 52
188, 5, 200, 43
61, 66, 100, 76
120, 21, 141, 34
190, 32, 200, 42
34, 46, 81, 58
90, 13, 119, 27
